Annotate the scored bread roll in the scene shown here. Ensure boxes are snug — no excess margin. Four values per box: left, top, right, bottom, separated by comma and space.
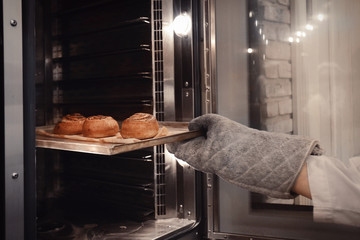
82, 115, 120, 138
120, 113, 159, 139
53, 113, 86, 135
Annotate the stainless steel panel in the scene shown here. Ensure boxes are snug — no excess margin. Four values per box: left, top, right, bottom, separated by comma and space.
162, 148, 179, 219
201, 0, 217, 115
3, 0, 24, 239
160, 0, 198, 223
182, 88, 194, 121
162, 0, 176, 121
199, 0, 218, 236
182, 163, 197, 221
162, 149, 198, 221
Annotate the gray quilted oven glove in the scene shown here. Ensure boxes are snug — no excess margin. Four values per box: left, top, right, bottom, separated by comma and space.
167, 114, 323, 199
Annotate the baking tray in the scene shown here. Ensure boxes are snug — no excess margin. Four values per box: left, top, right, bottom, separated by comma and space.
36, 122, 202, 155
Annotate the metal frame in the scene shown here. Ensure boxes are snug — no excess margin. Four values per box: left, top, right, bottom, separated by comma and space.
197, 0, 218, 235
173, 0, 195, 122
23, 0, 36, 238
198, 0, 218, 237
3, 0, 24, 239
151, 0, 198, 223
171, 0, 198, 222
162, 0, 176, 121
202, 1, 360, 239
152, 0, 177, 220
200, 0, 217, 115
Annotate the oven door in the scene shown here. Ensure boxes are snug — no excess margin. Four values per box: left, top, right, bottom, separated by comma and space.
202, 0, 360, 239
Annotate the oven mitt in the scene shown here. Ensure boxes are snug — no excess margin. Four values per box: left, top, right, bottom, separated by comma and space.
167, 114, 322, 199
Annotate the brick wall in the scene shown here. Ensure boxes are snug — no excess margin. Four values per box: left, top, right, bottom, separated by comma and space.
248, 0, 293, 133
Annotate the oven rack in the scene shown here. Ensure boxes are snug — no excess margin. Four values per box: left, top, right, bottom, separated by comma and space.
36, 122, 202, 155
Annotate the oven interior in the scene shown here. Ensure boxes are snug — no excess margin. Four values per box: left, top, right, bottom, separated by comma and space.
35, 0, 196, 239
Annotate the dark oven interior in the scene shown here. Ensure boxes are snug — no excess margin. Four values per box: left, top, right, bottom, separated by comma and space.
36, 0, 154, 124
35, 0, 172, 239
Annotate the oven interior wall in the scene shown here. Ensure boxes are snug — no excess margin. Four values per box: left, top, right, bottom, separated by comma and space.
36, 0, 153, 125
35, 0, 158, 233
36, 149, 155, 223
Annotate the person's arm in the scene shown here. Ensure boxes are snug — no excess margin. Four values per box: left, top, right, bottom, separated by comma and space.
292, 163, 312, 199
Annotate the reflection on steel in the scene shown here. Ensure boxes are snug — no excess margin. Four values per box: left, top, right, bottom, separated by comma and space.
37, 218, 195, 240
201, 0, 217, 115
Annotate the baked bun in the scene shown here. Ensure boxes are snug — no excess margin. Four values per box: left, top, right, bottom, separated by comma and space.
53, 113, 86, 135
120, 113, 159, 139
82, 115, 120, 138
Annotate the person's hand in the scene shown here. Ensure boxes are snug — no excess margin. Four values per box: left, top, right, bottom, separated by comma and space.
167, 114, 320, 199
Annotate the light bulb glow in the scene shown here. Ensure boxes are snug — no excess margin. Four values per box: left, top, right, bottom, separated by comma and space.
305, 24, 314, 31
176, 158, 190, 167
317, 14, 324, 21
173, 13, 192, 37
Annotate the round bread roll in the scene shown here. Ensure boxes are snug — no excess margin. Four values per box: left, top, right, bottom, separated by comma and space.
82, 115, 120, 138
120, 113, 159, 139
53, 113, 86, 135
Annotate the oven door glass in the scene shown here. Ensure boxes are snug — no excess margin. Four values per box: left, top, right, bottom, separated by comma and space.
207, 0, 360, 239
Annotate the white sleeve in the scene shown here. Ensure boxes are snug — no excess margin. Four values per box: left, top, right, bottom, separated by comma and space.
306, 155, 360, 227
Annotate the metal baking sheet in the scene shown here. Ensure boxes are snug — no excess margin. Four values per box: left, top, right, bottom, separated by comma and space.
37, 218, 196, 240
85, 218, 196, 240
36, 122, 202, 155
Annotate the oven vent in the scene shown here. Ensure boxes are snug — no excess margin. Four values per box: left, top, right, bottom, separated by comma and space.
153, 0, 166, 216
155, 145, 166, 216
153, 0, 164, 122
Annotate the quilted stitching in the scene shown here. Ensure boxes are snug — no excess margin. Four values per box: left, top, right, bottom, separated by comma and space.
167, 114, 321, 199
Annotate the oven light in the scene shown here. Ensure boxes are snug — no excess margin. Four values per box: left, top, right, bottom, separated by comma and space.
173, 12, 192, 37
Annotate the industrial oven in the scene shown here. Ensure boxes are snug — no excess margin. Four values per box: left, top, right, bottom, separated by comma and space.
2, 0, 360, 239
